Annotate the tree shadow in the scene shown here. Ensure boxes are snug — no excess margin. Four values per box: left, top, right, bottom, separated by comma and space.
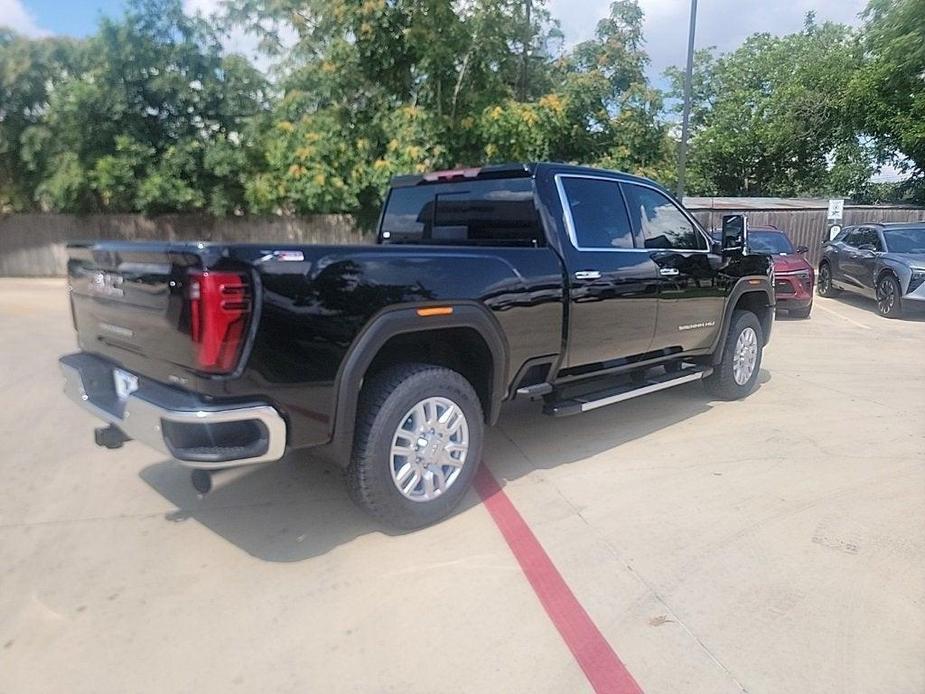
139, 370, 770, 562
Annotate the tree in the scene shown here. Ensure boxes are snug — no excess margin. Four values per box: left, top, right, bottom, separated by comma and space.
0, 32, 84, 211
665, 17, 875, 198
22, 0, 269, 214
851, 0, 925, 201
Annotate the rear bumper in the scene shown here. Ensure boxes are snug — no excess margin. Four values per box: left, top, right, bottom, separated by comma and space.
59, 353, 287, 469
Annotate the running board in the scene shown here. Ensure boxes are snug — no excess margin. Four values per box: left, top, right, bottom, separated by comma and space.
543, 365, 712, 417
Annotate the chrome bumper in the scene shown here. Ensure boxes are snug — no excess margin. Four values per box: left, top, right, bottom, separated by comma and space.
59, 353, 287, 469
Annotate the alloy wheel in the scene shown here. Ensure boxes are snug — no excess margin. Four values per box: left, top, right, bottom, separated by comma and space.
389, 396, 469, 502
732, 326, 758, 386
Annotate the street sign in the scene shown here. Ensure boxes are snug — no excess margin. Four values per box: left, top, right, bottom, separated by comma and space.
827, 199, 844, 220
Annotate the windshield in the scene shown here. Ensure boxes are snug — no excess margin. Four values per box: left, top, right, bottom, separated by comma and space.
882, 227, 925, 254
748, 230, 795, 255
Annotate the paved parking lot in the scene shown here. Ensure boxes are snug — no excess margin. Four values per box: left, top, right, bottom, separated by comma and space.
1, 278, 923, 694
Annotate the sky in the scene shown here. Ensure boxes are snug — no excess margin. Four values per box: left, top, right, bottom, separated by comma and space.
5, 0, 869, 76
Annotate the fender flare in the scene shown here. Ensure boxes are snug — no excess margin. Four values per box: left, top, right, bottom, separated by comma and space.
328, 302, 509, 462
711, 277, 774, 365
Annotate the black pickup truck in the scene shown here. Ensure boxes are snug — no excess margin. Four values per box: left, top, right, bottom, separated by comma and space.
60, 162, 773, 527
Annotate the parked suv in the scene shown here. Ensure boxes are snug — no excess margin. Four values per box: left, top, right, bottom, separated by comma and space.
59, 163, 774, 528
818, 223, 925, 317
714, 227, 814, 318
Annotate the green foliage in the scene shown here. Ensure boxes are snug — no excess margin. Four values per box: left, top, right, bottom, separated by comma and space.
666, 18, 872, 197
0, 0, 921, 214
850, 0, 925, 201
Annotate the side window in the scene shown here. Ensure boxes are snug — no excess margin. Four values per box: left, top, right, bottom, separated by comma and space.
559, 177, 634, 249
857, 228, 883, 251
842, 229, 862, 247
380, 187, 434, 242
623, 184, 706, 250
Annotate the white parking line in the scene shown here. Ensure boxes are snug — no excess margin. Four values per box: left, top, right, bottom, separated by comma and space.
814, 302, 872, 330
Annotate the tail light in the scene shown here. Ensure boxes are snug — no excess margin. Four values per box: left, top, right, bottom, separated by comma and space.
188, 270, 251, 373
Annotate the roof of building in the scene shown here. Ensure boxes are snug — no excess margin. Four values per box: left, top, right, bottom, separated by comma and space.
682, 196, 924, 211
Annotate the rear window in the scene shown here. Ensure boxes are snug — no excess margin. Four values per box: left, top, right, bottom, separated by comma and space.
380, 178, 543, 246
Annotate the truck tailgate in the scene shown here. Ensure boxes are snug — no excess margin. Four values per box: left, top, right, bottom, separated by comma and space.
66, 242, 252, 380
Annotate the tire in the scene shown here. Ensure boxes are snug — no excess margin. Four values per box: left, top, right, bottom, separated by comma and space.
790, 304, 812, 319
817, 262, 839, 297
876, 274, 903, 318
704, 310, 763, 400
346, 363, 484, 529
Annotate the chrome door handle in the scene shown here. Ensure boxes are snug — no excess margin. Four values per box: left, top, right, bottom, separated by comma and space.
574, 270, 602, 280
659, 267, 680, 276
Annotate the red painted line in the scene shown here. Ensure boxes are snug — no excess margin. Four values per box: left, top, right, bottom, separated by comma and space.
474, 464, 643, 694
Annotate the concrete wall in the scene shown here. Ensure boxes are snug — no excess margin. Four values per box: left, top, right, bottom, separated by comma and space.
0, 213, 368, 277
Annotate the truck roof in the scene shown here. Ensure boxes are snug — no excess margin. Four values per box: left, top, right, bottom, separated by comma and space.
390, 162, 668, 194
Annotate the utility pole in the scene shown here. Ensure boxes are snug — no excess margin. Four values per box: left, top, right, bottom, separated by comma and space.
676, 0, 698, 199
520, 0, 532, 101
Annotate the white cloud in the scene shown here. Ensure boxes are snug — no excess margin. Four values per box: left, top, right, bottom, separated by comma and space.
0, 0, 50, 37
549, 0, 868, 77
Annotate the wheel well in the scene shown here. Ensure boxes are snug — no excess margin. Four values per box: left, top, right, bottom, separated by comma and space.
363, 327, 493, 420
876, 268, 898, 286
732, 291, 773, 342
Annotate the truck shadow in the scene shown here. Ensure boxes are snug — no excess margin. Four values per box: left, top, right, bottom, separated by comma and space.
139, 371, 770, 562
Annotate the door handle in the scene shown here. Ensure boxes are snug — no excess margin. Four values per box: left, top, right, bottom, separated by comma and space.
574, 270, 601, 280
659, 267, 680, 276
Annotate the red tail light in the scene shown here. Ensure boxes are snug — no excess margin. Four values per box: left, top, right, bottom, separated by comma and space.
188, 270, 251, 373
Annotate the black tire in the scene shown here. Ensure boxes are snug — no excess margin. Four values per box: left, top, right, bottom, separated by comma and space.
346, 363, 484, 529
876, 274, 903, 318
704, 310, 764, 400
817, 262, 839, 297
789, 304, 812, 319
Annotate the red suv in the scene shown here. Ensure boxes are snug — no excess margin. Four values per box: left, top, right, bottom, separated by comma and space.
749, 227, 815, 318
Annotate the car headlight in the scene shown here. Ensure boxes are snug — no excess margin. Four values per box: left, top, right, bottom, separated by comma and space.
909, 271, 925, 294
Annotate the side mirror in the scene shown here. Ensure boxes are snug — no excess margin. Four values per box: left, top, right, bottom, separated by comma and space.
796, 245, 809, 254
721, 214, 748, 255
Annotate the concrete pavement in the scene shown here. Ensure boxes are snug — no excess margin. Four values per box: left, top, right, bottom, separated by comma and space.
0, 278, 922, 693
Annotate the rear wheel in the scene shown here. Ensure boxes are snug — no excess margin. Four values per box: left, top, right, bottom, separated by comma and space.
704, 310, 763, 400
876, 274, 902, 318
817, 262, 838, 297
346, 363, 483, 529
790, 304, 812, 319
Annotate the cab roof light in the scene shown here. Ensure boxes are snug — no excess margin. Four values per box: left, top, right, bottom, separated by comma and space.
416, 306, 454, 317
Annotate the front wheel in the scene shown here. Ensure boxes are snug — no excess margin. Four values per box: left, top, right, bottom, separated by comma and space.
704, 310, 764, 400
346, 363, 484, 529
876, 275, 902, 318
817, 263, 839, 297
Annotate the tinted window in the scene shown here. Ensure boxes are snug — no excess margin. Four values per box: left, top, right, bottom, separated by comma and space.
855, 228, 883, 251
623, 184, 705, 250
842, 229, 863, 247
559, 177, 634, 249
749, 230, 795, 255
381, 187, 433, 242
381, 178, 541, 246
882, 227, 925, 253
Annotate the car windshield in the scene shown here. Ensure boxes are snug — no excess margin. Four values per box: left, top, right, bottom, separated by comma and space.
882, 227, 925, 254
748, 230, 795, 255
